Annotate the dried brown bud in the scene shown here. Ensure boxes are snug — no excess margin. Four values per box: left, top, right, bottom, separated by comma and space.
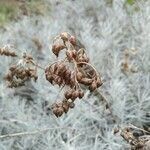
62, 103, 69, 113
72, 90, 79, 99
69, 36, 76, 46
72, 50, 77, 58
79, 90, 84, 99
60, 32, 69, 41
69, 102, 75, 108
57, 63, 66, 75
76, 71, 83, 81
64, 91, 72, 99
89, 81, 97, 92
52, 44, 65, 57
96, 77, 103, 87
4, 73, 13, 81
69, 73, 76, 87
9, 66, 17, 71
79, 78, 93, 85
66, 50, 73, 61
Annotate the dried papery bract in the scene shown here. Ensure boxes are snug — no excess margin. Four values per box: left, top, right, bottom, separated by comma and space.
45, 32, 103, 117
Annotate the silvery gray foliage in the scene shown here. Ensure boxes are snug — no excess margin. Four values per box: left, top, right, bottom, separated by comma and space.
0, 0, 150, 149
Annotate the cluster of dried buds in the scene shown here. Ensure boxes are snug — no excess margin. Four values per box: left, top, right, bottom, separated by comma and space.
0, 33, 102, 117
45, 32, 103, 117
0, 45, 17, 57
4, 53, 38, 88
114, 126, 150, 150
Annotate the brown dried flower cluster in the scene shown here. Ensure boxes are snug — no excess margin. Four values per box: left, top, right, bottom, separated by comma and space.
4, 53, 38, 88
0, 32, 102, 117
114, 126, 150, 150
0, 46, 17, 57
45, 32, 103, 117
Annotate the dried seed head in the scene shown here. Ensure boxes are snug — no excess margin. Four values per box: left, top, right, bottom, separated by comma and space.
49, 32, 102, 117
5, 60, 38, 88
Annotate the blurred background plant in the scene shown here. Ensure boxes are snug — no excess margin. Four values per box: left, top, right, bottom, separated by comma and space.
0, 0, 18, 27
0, 0, 50, 27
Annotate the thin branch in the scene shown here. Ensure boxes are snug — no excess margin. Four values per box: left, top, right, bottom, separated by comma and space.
129, 124, 150, 134
0, 127, 73, 139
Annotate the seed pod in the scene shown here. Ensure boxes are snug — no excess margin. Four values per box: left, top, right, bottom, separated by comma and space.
72, 50, 77, 59
66, 50, 73, 61
89, 81, 97, 92
69, 73, 76, 87
69, 102, 75, 108
53, 63, 59, 73
69, 36, 76, 46
52, 107, 57, 113
62, 103, 69, 113
72, 90, 79, 99
76, 71, 83, 81
64, 70, 71, 79
79, 78, 93, 85
64, 91, 72, 99
57, 77, 63, 86
9, 65, 17, 71
96, 77, 103, 87
53, 75, 59, 82
60, 32, 69, 41
51, 103, 58, 109
4, 73, 13, 81
52, 44, 65, 57
57, 102, 63, 107
57, 63, 66, 75
84, 57, 89, 63
79, 90, 84, 99
57, 107, 64, 117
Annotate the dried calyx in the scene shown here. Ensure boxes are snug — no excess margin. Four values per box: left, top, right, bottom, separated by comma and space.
46, 32, 103, 117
